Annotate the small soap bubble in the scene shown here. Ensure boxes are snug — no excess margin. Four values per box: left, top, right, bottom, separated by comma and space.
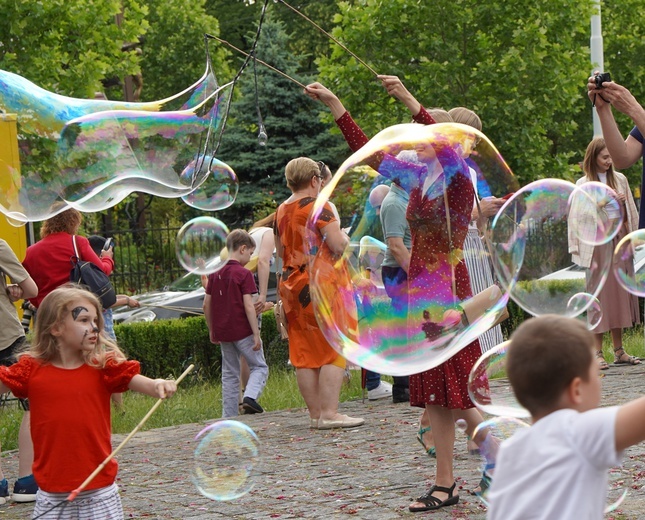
455, 419, 468, 432
257, 124, 268, 146
193, 421, 260, 501
468, 341, 529, 419
606, 466, 631, 513
613, 229, 645, 297
568, 181, 623, 246
176, 217, 229, 274
567, 293, 602, 330
472, 416, 530, 506
181, 156, 238, 211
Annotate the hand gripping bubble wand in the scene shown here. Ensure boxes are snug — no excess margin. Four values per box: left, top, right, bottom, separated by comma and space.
274, 0, 379, 78
66, 364, 195, 502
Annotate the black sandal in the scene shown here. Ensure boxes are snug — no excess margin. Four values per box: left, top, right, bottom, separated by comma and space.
409, 482, 459, 512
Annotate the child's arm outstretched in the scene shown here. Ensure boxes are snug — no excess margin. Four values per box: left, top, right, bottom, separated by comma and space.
615, 397, 645, 452
128, 375, 177, 399
243, 293, 262, 351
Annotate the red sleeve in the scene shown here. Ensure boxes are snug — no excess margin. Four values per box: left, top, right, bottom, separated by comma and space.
102, 358, 140, 393
0, 355, 36, 398
335, 111, 370, 152
77, 236, 114, 275
413, 105, 436, 125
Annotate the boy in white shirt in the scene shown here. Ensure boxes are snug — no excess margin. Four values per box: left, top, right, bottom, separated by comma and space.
488, 315, 643, 520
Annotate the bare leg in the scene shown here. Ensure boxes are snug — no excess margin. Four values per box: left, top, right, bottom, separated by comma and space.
18, 412, 33, 478
409, 405, 456, 509
295, 368, 321, 420
317, 364, 344, 421
418, 408, 434, 452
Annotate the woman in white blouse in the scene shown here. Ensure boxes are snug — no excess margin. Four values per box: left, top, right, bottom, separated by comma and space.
569, 137, 640, 369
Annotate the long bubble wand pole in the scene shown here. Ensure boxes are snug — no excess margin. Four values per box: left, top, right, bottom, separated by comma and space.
66, 364, 195, 502
206, 34, 306, 89
274, 0, 379, 77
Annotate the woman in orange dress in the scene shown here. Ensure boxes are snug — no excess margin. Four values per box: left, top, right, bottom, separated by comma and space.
274, 157, 364, 430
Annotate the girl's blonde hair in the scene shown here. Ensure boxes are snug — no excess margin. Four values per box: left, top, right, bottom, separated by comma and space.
426, 108, 453, 124
30, 284, 127, 367
583, 137, 617, 191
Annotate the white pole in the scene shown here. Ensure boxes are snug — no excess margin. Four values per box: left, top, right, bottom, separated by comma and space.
590, 0, 604, 137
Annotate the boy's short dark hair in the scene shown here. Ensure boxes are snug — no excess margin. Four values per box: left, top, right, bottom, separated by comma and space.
507, 315, 594, 415
226, 229, 255, 253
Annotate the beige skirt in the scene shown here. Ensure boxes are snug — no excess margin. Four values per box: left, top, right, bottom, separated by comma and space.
586, 226, 640, 333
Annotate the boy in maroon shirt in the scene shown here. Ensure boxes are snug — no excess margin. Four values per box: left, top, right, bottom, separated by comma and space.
203, 230, 268, 417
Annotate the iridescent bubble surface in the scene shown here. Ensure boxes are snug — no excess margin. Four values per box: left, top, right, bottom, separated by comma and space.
472, 416, 531, 506
307, 123, 517, 376
468, 341, 529, 418
176, 217, 229, 275
490, 179, 610, 317
0, 66, 229, 222
613, 229, 645, 297
193, 421, 260, 501
567, 292, 602, 330
568, 181, 623, 246
181, 155, 239, 211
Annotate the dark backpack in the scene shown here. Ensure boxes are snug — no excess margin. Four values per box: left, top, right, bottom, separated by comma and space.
69, 235, 117, 309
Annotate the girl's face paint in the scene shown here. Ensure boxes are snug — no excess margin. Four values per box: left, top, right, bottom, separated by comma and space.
57, 299, 101, 356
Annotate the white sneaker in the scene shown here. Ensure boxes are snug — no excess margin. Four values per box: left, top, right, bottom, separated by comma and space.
368, 381, 393, 401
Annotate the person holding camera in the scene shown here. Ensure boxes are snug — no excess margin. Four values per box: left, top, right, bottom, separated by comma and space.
0, 239, 38, 503
587, 72, 645, 227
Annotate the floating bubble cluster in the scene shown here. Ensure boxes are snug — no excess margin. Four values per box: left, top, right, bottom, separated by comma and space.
176, 217, 229, 275
0, 66, 231, 222
307, 123, 518, 376
193, 421, 260, 501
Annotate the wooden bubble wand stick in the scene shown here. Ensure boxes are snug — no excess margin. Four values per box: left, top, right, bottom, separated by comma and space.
206, 33, 306, 89
66, 364, 195, 502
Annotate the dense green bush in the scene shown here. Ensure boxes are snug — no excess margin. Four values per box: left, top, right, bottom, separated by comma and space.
114, 311, 289, 381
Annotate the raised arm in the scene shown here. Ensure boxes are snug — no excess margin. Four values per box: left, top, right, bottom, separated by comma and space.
304, 82, 370, 152
587, 75, 644, 169
377, 75, 436, 125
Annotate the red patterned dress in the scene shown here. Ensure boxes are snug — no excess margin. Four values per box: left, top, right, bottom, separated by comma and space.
336, 111, 481, 410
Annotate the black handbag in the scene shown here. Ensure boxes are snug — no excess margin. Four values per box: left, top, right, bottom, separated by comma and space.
69, 235, 117, 309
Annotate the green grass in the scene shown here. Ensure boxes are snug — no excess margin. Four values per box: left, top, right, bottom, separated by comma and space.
0, 367, 366, 452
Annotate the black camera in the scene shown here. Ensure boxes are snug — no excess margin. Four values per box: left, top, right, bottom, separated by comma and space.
595, 72, 611, 89
103, 237, 115, 250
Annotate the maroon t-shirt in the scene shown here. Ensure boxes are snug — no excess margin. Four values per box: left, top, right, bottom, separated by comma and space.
205, 260, 257, 342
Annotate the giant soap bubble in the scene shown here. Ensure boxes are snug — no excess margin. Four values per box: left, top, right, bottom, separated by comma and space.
0, 62, 230, 223
490, 179, 612, 318
307, 123, 518, 376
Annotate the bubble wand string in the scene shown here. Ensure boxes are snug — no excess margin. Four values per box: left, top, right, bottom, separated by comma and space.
274, 0, 379, 77
206, 34, 306, 89
65, 364, 195, 502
